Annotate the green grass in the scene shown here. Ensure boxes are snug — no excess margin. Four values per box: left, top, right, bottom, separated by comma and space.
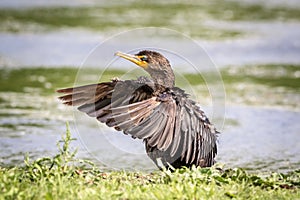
0, 124, 299, 199
1, 0, 300, 39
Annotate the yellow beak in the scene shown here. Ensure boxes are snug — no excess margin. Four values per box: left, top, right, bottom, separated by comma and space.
115, 51, 148, 69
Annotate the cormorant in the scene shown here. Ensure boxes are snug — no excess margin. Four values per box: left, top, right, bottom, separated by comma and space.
57, 50, 218, 169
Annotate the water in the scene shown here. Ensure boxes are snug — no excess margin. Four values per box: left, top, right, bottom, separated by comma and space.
1, 21, 300, 68
218, 106, 300, 172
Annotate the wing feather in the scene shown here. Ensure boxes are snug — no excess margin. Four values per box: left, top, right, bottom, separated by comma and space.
156, 101, 176, 150
170, 104, 183, 157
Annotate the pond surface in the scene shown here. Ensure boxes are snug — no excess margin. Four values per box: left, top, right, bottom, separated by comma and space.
0, 21, 300, 68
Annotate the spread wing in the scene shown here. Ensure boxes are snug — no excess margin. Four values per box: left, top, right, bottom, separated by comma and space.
57, 80, 218, 167
57, 78, 155, 125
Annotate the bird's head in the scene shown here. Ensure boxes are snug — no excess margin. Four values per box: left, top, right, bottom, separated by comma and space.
115, 50, 175, 88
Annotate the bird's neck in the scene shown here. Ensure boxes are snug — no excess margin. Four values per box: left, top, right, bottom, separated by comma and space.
150, 69, 175, 91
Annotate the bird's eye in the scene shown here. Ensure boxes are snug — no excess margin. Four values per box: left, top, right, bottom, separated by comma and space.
140, 56, 148, 62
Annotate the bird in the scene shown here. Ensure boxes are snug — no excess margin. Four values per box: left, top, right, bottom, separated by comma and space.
57, 50, 218, 170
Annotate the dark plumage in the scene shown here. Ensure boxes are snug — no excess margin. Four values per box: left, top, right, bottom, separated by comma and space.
57, 50, 218, 169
